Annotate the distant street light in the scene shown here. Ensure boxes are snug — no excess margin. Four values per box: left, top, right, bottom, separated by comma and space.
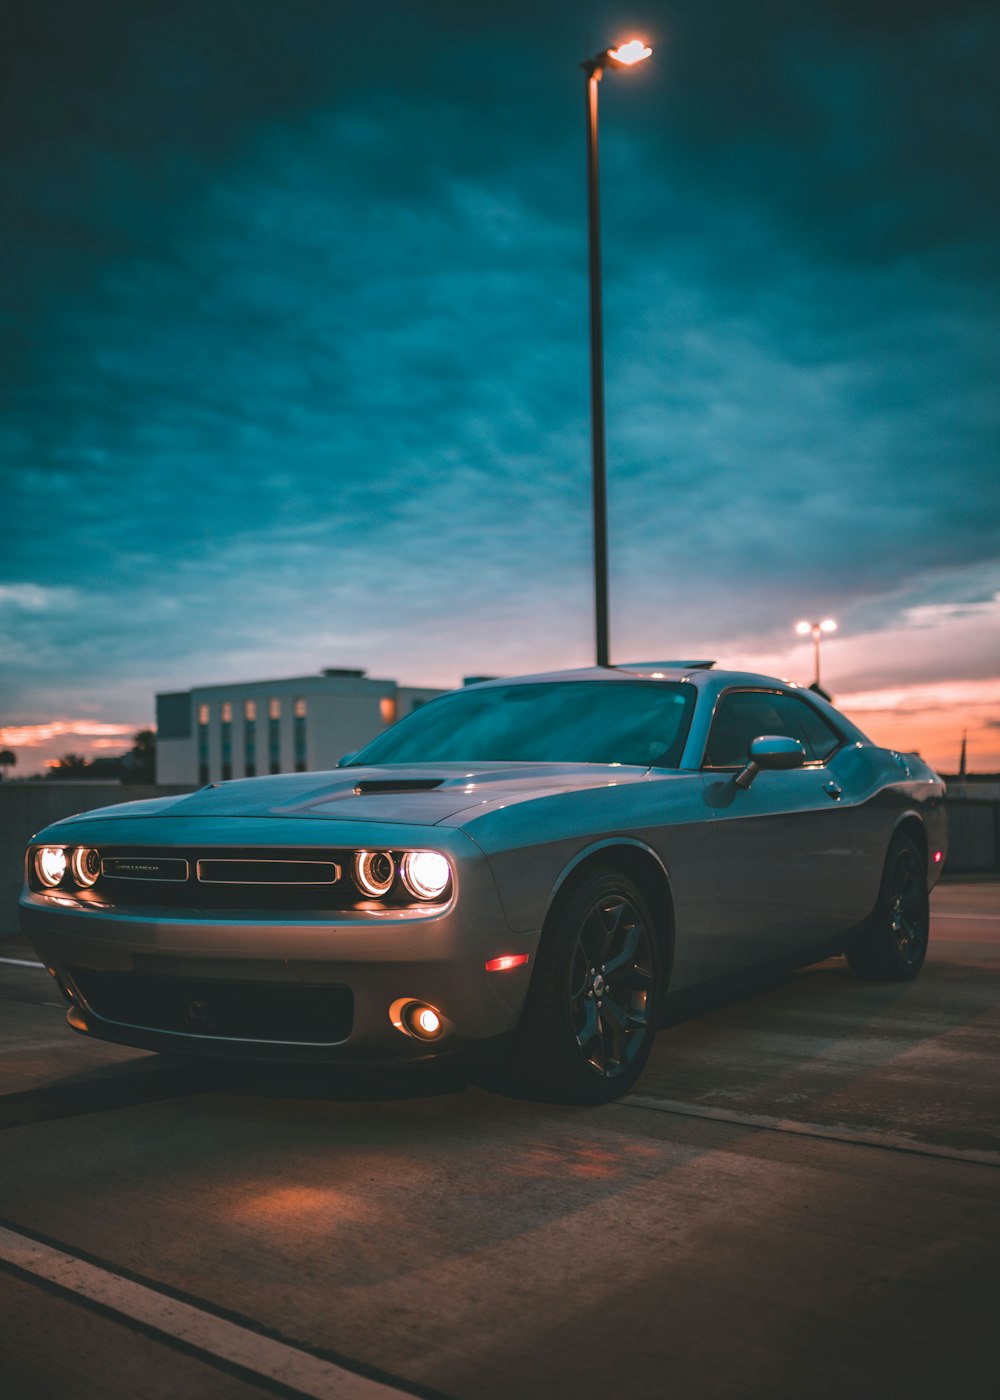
582, 37, 653, 668
795, 618, 837, 689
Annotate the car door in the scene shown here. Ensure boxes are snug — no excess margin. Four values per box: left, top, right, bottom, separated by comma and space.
700, 688, 863, 972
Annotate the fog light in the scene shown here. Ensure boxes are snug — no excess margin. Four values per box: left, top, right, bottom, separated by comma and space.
35, 846, 67, 888
389, 998, 447, 1041
414, 1007, 441, 1037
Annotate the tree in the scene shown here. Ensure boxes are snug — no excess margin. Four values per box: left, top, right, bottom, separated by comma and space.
0, 749, 15, 781
46, 753, 93, 779
42, 731, 157, 783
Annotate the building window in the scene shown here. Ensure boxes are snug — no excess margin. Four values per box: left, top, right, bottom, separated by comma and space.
268, 698, 281, 774
294, 697, 307, 772
197, 702, 210, 785
244, 699, 257, 777
220, 701, 233, 781
379, 696, 397, 725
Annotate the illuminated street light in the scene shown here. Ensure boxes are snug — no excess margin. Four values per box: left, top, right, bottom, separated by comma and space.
582, 37, 653, 668
608, 40, 653, 66
795, 618, 837, 689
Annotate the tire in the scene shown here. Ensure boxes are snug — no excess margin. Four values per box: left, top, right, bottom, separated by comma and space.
513, 867, 664, 1105
846, 832, 929, 981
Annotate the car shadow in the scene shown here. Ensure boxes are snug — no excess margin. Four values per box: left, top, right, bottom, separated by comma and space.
0, 1052, 477, 1131
9, 954, 983, 1127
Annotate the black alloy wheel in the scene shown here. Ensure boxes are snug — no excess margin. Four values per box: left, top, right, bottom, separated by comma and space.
514, 867, 664, 1104
847, 832, 930, 981
569, 891, 655, 1078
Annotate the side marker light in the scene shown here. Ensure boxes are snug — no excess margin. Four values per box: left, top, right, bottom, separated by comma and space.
485, 953, 530, 973
933, 851, 943, 864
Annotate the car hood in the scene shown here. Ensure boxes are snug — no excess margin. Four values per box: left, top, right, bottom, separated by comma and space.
61, 763, 654, 829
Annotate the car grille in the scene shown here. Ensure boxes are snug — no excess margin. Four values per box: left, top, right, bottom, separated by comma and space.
70, 967, 354, 1044
89, 846, 371, 912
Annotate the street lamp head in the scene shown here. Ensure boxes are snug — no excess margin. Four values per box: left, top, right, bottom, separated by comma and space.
795, 618, 837, 636
608, 40, 653, 66
584, 39, 652, 78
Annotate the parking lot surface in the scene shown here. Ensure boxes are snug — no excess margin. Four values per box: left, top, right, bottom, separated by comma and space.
1, 880, 998, 1399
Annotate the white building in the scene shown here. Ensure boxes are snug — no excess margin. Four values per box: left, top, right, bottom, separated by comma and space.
155, 668, 449, 786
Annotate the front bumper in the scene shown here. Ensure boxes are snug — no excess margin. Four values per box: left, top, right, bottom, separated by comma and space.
19, 848, 537, 1065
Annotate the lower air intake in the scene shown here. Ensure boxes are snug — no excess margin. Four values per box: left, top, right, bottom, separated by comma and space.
70, 968, 354, 1045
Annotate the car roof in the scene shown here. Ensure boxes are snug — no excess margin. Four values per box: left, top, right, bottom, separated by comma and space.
465, 665, 701, 686
465, 664, 760, 687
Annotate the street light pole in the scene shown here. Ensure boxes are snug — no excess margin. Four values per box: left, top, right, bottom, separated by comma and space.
795, 618, 837, 689
584, 58, 609, 668
582, 39, 652, 670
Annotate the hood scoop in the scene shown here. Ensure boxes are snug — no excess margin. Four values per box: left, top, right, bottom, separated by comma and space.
351, 778, 445, 796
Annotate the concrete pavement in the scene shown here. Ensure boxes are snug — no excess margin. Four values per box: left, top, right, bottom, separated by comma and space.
0, 880, 997, 1399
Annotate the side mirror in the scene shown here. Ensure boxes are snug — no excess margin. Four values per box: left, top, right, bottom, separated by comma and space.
733, 735, 807, 790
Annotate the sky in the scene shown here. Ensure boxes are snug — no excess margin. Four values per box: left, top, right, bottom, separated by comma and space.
1, 0, 998, 775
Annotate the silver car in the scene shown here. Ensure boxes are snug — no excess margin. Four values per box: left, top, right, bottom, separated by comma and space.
19, 663, 947, 1103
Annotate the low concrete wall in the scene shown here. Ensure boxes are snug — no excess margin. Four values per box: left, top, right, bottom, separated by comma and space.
1, 783, 194, 933
945, 798, 1000, 873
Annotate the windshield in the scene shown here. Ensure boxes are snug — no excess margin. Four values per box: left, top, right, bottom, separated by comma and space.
351, 681, 695, 768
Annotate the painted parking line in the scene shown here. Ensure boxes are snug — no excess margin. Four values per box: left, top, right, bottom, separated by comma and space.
0, 957, 45, 969
621, 1097, 1000, 1169
933, 912, 999, 921
0, 1223, 422, 1400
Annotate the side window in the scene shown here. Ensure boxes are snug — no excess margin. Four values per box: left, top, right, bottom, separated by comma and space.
782, 696, 841, 762
704, 691, 841, 767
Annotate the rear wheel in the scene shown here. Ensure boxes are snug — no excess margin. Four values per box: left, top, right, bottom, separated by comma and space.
513, 867, 664, 1104
847, 832, 929, 981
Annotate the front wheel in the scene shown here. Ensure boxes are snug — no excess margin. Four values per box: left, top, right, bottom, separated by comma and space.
846, 832, 929, 981
513, 868, 664, 1105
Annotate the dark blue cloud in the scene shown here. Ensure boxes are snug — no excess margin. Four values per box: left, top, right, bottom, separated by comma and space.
1, 1, 998, 725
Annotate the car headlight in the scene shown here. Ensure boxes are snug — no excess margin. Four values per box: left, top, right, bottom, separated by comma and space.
34, 846, 67, 888
70, 847, 101, 888
400, 850, 451, 901
354, 850, 395, 897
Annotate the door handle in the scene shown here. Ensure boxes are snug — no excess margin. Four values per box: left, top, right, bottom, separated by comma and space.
823, 781, 842, 801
